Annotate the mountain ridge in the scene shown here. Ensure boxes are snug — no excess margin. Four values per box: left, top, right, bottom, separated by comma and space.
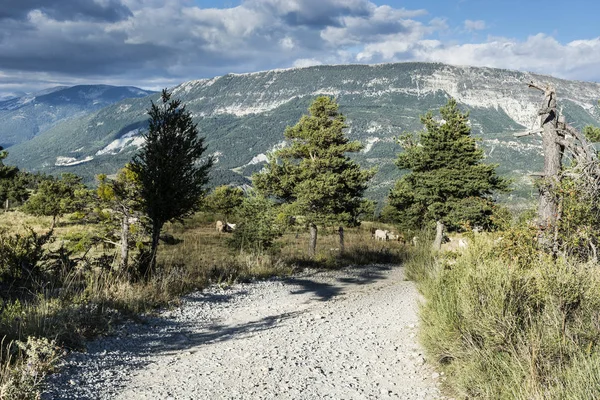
0, 85, 156, 148
5, 62, 600, 206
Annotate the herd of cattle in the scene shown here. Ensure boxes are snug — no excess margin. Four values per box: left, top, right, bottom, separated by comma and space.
214, 220, 468, 248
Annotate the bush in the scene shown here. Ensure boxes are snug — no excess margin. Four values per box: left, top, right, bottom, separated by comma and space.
0, 337, 61, 400
416, 236, 600, 399
228, 194, 283, 254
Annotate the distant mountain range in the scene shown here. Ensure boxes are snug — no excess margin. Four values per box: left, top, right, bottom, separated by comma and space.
4, 63, 600, 206
0, 85, 155, 148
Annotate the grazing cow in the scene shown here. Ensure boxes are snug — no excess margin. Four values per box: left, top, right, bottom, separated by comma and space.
370, 227, 377, 239
375, 229, 389, 241
225, 223, 237, 232
387, 232, 403, 241
216, 220, 224, 232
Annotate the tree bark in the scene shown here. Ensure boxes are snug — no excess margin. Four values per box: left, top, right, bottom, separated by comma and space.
119, 214, 130, 272
4, 198, 8, 212
338, 226, 345, 254
308, 223, 317, 258
432, 220, 445, 251
537, 86, 563, 246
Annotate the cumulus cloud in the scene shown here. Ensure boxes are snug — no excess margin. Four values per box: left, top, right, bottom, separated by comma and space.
464, 19, 486, 31
412, 34, 600, 81
0, 0, 598, 98
0, 0, 132, 22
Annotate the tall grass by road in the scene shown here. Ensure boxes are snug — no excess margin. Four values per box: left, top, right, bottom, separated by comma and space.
407, 233, 600, 399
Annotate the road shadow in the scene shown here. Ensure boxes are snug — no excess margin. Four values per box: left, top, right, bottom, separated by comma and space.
285, 264, 392, 301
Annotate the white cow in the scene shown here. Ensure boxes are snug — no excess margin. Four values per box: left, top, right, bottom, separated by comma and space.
374, 229, 389, 241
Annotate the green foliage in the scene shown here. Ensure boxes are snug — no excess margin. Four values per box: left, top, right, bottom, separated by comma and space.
0, 150, 28, 210
0, 228, 54, 282
130, 89, 213, 274
22, 173, 89, 227
204, 185, 244, 222
583, 125, 600, 142
228, 193, 283, 254
254, 96, 375, 255
388, 98, 509, 231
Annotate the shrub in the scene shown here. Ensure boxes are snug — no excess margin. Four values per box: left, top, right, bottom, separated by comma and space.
416, 236, 600, 399
228, 194, 283, 254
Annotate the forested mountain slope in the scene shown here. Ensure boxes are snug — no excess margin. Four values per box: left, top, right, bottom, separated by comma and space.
0, 85, 155, 148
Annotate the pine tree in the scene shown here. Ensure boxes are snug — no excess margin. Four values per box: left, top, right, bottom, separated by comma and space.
204, 185, 244, 223
22, 173, 88, 229
130, 89, 213, 276
0, 148, 22, 211
254, 96, 375, 257
388, 98, 508, 231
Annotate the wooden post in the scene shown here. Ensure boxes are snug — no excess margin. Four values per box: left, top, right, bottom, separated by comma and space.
432, 220, 445, 251
338, 226, 345, 254
308, 223, 317, 258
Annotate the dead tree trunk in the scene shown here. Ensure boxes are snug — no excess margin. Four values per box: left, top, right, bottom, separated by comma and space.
537, 85, 563, 235
338, 226, 345, 254
432, 220, 445, 251
519, 83, 564, 248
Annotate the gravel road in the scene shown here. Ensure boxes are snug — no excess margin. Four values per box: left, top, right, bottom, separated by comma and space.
44, 265, 442, 399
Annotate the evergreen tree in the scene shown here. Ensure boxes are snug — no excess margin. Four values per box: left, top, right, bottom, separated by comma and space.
204, 185, 244, 223
130, 89, 213, 276
0, 148, 23, 211
254, 96, 375, 257
388, 98, 508, 231
22, 173, 88, 229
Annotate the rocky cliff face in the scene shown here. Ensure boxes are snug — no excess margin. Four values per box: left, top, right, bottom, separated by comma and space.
6, 63, 600, 205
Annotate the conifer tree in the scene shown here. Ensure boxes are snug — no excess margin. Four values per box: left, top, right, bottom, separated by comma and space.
0, 148, 26, 211
388, 98, 508, 231
204, 185, 244, 223
22, 173, 88, 229
254, 96, 375, 257
131, 89, 213, 276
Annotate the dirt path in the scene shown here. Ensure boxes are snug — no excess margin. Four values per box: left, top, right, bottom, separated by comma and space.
44, 265, 442, 399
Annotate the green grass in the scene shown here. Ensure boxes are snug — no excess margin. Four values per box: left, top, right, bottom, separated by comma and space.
409, 234, 600, 399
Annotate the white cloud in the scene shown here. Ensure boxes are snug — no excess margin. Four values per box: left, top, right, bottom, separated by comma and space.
464, 19, 486, 31
1, 0, 600, 98
293, 58, 323, 68
412, 34, 600, 81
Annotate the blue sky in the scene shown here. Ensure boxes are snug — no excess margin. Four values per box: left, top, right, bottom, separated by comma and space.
1, 0, 599, 97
